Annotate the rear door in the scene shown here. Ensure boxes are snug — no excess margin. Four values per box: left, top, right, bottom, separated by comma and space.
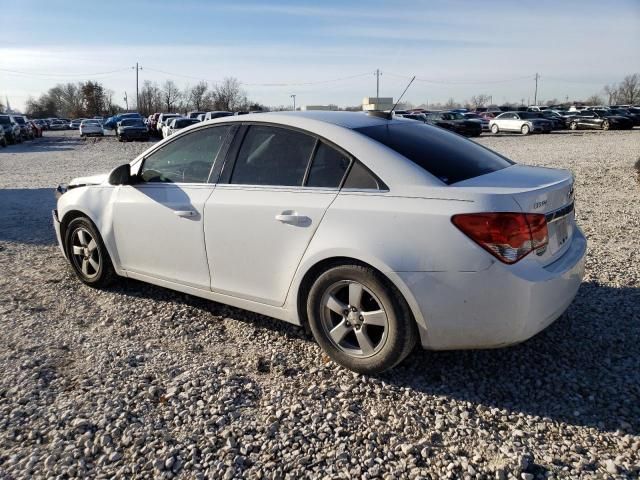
204, 124, 351, 306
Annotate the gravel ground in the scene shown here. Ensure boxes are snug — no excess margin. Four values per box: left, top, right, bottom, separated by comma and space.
0, 129, 638, 479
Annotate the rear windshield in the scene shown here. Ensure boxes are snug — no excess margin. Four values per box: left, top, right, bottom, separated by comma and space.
13, 117, 26, 124
354, 122, 513, 185
0, 116, 10, 125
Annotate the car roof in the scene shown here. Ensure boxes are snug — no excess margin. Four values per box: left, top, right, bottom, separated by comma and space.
210, 110, 406, 129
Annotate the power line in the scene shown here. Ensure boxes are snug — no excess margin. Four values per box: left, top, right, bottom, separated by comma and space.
385, 72, 536, 85
0, 67, 131, 78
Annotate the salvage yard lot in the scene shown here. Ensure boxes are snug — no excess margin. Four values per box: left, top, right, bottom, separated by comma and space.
0, 129, 639, 479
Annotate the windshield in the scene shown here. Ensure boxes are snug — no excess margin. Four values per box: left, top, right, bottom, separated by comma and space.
0, 116, 11, 125
13, 117, 26, 124
464, 113, 482, 119
442, 112, 465, 120
354, 122, 512, 185
517, 112, 538, 119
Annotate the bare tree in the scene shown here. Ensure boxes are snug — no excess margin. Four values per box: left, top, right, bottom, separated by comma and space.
585, 94, 604, 105
139, 81, 162, 116
603, 84, 618, 106
616, 74, 639, 104
212, 77, 248, 111
187, 81, 209, 111
444, 97, 459, 109
162, 80, 181, 112
469, 94, 490, 109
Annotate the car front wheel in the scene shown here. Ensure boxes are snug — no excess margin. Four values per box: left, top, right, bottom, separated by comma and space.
602, 121, 610, 131
64, 216, 116, 288
307, 264, 417, 374
491, 124, 499, 134
521, 124, 530, 135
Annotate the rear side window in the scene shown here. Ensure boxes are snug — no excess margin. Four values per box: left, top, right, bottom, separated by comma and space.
305, 142, 351, 188
343, 162, 384, 190
231, 125, 315, 186
354, 122, 512, 184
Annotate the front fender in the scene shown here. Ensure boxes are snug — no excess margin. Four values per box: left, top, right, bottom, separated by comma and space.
57, 185, 124, 275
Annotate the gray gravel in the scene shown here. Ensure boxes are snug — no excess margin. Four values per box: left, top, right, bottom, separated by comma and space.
0, 129, 639, 479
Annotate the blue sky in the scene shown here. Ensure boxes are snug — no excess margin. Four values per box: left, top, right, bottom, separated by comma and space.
1, 0, 639, 110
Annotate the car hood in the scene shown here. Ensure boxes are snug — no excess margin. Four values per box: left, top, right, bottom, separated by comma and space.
69, 173, 108, 187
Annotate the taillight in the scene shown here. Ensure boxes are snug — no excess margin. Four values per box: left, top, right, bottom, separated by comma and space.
451, 212, 548, 264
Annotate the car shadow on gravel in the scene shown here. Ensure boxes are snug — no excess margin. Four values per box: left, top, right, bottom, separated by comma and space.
384, 281, 640, 435
107, 275, 639, 435
0, 188, 56, 244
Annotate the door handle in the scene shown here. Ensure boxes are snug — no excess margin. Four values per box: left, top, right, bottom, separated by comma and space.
275, 211, 310, 226
174, 210, 196, 218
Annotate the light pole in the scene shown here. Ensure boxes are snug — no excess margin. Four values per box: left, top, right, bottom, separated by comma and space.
290, 94, 296, 111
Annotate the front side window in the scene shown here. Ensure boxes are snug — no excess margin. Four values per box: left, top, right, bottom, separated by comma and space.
231, 125, 315, 186
140, 125, 231, 183
305, 142, 351, 188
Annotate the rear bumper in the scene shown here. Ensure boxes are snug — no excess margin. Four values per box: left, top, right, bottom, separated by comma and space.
399, 227, 587, 350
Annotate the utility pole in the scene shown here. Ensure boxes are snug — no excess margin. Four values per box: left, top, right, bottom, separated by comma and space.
132, 63, 142, 111
123, 92, 128, 111
290, 94, 296, 111
374, 69, 381, 98
534, 73, 539, 105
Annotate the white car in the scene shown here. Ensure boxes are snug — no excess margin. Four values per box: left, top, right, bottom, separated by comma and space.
53, 112, 586, 373
490, 111, 553, 135
79, 119, 104, 137
156, 113, 181, 135
163, 117, 200, 138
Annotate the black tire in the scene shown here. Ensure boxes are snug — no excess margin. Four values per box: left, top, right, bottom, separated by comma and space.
306, 264, 417, 374
602, 120, 610, 131
64, 216, 117, 288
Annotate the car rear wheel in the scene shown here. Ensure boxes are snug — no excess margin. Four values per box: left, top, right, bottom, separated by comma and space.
521, 124, 530, 135
64, 217, 116, 288
491, 124, 499, 134
602, 121, 610, 131
307, 264, 417, 374
570, 121, 578, 130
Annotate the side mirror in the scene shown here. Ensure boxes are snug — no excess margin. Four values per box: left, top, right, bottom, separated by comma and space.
108, 163, 136, 185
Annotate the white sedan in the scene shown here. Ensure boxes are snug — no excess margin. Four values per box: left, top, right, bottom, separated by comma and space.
53, 112, 586, 373
162, 117, 200, 138
79, 119, 104, 137
490, 111, 553, 135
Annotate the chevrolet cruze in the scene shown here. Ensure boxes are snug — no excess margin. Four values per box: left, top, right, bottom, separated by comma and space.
53, 111, 586, 373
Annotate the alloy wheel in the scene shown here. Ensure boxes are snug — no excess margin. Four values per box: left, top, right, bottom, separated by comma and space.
319, 280, 389, 358
602, 121, 610, 130
70, 227, 100, 279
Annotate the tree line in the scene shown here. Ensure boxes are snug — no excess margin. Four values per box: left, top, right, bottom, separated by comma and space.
21, 77, 261, 119
9, 72, 640, 118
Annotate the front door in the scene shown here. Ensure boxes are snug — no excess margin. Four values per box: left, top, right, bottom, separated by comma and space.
113, 124, 233, 289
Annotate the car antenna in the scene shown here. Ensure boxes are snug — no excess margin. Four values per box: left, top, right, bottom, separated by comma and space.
368, 75, 416, 120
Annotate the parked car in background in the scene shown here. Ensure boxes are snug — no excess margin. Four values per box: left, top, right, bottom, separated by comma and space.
13, 115, 34, 140
0, 127, 6, 147
490, 112, 553, 135
197, 114, 206, 122
116, 118, 149, 142
49, 120, 68, 131
526, 106, 549, 112
0, 114, 22, 143
80, 119, 104, 137
567, 110, 633, 130
29, 120, 43, 137
536, 111, 565, 130
69, 119, 85, 129
53, 111, 585, 374
204, 111, 234, 121
156, 113, 181, 134
104, 113, 143, 130
608, 108, 640, 126
463, 112, 490, 131
187, 111, 206, 119
425, 111, 482, 137
163, 117, 200, 138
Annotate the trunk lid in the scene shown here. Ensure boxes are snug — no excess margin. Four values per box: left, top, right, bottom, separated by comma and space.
454, 164, 576, 264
